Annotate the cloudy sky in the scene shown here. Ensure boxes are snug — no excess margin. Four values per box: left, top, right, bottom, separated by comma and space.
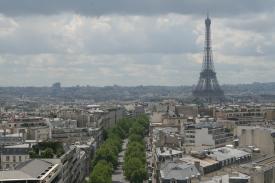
0, 0, 275, 86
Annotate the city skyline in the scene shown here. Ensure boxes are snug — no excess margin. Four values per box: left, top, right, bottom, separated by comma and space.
0, 0, 274, 86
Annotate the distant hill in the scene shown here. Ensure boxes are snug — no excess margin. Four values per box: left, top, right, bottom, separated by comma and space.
222, 82, 275, 95
0, 82, 275, 102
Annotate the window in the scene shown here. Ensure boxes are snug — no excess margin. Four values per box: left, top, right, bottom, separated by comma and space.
6, 164, 9, 169
171, 179, 177, 183
19, 156, 22, 162
6, 156, 9, 161
13, 156, 16, 162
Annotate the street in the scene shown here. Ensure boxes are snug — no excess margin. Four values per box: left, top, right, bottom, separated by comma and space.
112, 139, 129, 183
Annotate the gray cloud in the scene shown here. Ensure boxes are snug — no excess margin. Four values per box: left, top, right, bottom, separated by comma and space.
0, 1, 274, 86
0, 0, 273, 17
0, 14, 200, 54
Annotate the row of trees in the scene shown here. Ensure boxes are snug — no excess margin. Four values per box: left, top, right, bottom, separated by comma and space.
123, 116, 149, 183
89, 115, 149, 183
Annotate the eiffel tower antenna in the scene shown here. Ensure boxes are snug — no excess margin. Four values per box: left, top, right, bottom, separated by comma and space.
193, 15, 224, 102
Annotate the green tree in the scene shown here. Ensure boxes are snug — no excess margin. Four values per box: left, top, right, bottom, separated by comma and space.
102, 129, 108, 141
124, 158, 147, 183
129, 123, 145, 137
89, 116, 149, 183
93, 144, 118, 168
129, 134, 143, 143
90, 160, 112, 183
41, 148, 54, 158
130, 168, 147, 183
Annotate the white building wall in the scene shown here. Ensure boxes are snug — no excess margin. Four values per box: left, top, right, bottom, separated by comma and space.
237, 126, 275, 155
195, 128, 215, 147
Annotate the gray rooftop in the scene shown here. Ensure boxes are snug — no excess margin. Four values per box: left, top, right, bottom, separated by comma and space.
0, 170, 33, 180
153, 127, 178, 135
208, 147, 251, 161
17, 159, 54, 178
0, 159, 60, 180
160, 161, 200, 180
185, 122, 223, 130
156, 147, 182, 157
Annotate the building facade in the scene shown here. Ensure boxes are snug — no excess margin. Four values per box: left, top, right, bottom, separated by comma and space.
184, 123, 233, 151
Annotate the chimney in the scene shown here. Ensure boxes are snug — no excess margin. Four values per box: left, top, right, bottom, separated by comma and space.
233, 139, 239, 147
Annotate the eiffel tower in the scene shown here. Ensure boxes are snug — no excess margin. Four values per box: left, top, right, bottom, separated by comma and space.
193, 15, 224, 101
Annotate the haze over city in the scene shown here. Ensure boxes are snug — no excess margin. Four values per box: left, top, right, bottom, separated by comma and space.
0, 0, 274, 86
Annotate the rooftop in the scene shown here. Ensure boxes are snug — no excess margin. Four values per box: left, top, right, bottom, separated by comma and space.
156, 147, 182, 157
0, 170, 32, 180
0, 159, 60, 180
208, 147, 251, 161
241, 155, 275, 170
201, 172, 250, 183
160, 160, 200, 180
185, 122, 223, 130
180, 156, 218, 168
5, 144, 30, 148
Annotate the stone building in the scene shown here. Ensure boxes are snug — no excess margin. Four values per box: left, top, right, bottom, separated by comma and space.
236, 126, 275, 155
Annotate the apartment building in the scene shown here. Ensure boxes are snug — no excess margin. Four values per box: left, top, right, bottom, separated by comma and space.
214, 105, 265, 126
184, 122, 233, 151
0, 144, 30, 170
